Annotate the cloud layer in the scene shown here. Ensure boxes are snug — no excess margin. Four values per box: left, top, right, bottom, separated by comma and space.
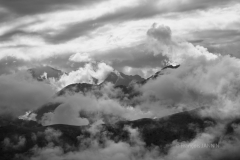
0, 71, 55, 117
0, 0, 239, 74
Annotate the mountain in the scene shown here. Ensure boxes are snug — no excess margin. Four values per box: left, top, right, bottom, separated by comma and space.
36, 65, 178, 116
29, 65, 144, 86
55, 70, 146, 96
31, 65, 181, 127
28, 66, 64, 81
57, 83, 98, 96
0, 107, 216, 160
103, 70, 145, 86
33, 65, 181, 124
2, 64, 234, 159
141, 64, 180, 84
56, 65, 180, 96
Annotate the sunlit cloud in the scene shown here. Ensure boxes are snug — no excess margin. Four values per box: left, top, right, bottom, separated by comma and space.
0, 0, 239, 72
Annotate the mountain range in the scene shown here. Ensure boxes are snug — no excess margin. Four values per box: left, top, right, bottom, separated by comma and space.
0, 106, 220, 160
33, 65, 181, 119
1, 64, 228, 160
28, 65, 145, 85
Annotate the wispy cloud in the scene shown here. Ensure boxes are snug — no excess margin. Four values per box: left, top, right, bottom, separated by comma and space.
0, 0, 239, 75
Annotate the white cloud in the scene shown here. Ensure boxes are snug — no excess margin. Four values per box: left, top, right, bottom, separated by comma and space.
146, 23, 218, 63
39, 83, 154, 126
123, 66, 160, 79
41, 103, 89, 126
50, 62, 113, 90
69, 52, 93, 63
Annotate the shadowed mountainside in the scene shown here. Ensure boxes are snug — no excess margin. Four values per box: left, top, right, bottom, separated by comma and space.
0, 107, 216, 160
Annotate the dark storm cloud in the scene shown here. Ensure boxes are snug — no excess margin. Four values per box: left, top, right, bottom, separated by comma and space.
0, 0, 107, 16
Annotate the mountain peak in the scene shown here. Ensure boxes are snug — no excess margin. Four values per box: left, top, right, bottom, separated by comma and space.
103, 70, 145, 86
29, 65, 63, 80
141, 64, 180, 84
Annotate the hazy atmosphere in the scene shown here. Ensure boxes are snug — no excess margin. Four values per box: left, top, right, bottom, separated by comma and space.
0, 0, 240, 160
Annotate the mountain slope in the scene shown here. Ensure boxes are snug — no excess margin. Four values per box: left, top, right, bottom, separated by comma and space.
56, 65, 180, 97
103, 70, 145, 86
0, 107, 216, 159
34, 65, 180, 120
141, 64, 180, 84
28, 66, 63, 80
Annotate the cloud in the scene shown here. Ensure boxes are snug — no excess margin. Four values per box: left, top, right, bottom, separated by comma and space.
41, 0, 239, 44
146, 23, 218, 63
41, 0, 160, 44
3, 136, 26, 150
0, 28, 42, 42
174, 0, 239, 12
193, 29, 240, 41
0, 0, 106, 16
69, 52, 93, 63
50, 62, 113, 90
44, 24, 240, 123
191, 29, 240, 59
0, 0, 238, 69
165, 122, 240, 160
190, 29, 240, 51
40, 54, 81, 73
207, 42, 240, 60
23, 125, 160, 160
92, 43, 168, 77
0, 56, 30, 75
0, 71, 55, 117
39, 88, 154, 126
41, 103, 89, 126
147, 23, 172, 45
91, 23, 219, 77
139, 51, 240, 121
119, 25, 239, 121
43, 128, 62, 142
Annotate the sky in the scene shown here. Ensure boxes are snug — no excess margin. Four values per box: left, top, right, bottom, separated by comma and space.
0, 0, 240, 77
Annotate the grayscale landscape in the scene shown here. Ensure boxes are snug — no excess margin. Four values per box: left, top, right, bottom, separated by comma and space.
0, 0, 240, 160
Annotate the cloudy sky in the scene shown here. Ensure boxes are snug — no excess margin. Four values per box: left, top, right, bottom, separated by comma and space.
0, 0, 240, 76
2, 2, 240, 159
